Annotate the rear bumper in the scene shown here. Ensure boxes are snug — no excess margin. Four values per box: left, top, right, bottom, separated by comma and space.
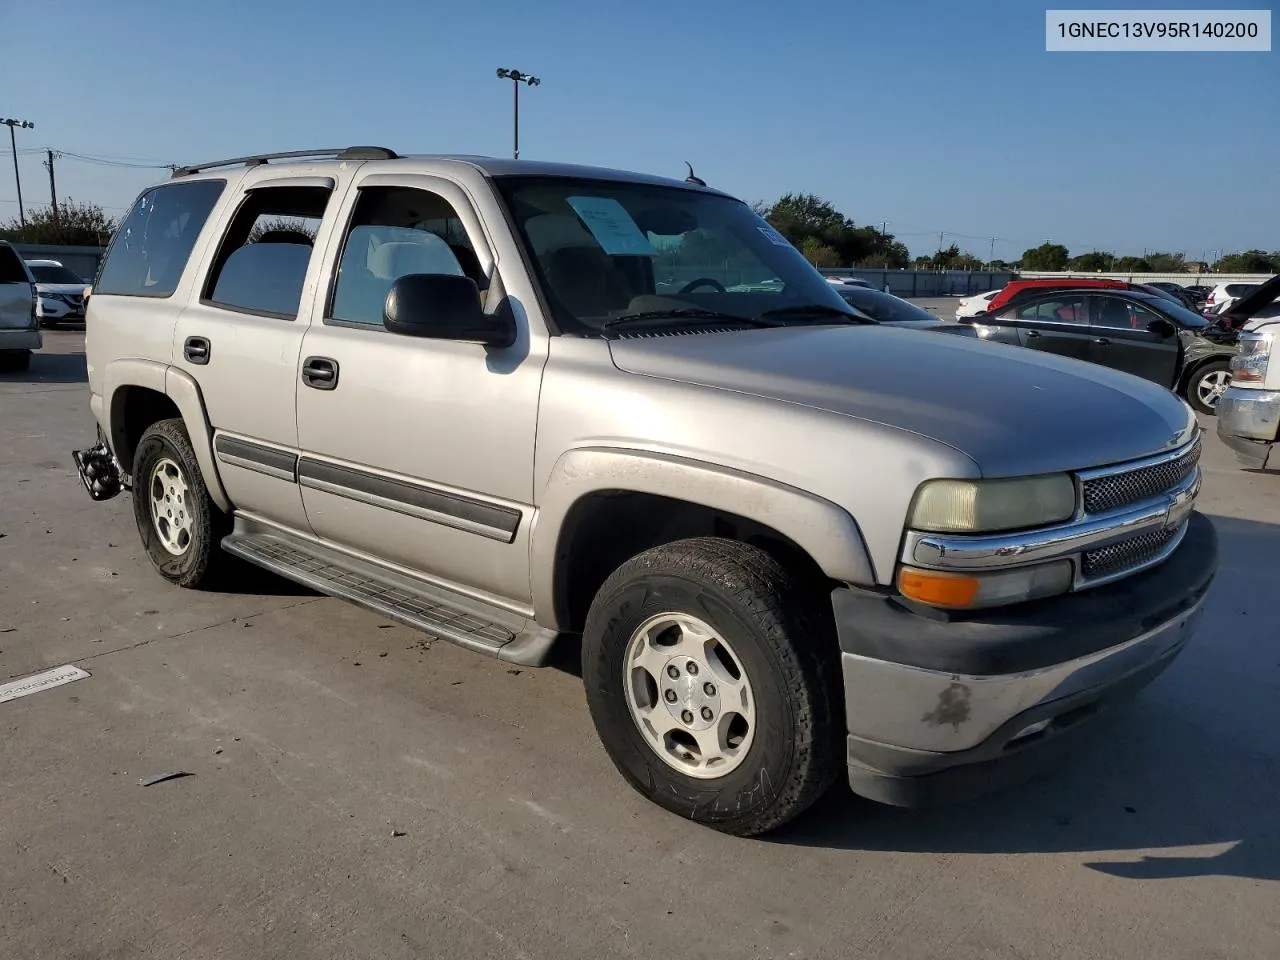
1216, 386, 1280, 470
832, 511, 1217, 806
0, 328, 41, 351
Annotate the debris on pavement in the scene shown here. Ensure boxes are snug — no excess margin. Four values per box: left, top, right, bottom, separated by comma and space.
138, 771, 194, 787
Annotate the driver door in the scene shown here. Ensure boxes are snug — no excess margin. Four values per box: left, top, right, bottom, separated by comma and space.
1086, 296, 1180, 387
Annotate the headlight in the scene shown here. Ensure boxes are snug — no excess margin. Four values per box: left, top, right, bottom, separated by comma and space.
898, 559, 1073, 610
908, 474, 1076, 533
1230, 331, 1272, 384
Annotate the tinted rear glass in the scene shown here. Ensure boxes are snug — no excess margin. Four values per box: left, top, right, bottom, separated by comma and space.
95, 179, 225, 298
0, 245, 29, 283
1226, 284, 1258, 297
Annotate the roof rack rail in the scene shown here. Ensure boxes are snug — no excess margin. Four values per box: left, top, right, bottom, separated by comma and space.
171, 146, 399, 178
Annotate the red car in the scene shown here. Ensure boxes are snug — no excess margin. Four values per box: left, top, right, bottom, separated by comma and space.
986, 278, 1131, 314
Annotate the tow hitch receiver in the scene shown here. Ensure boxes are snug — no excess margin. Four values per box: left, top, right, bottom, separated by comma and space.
73, 440, 123, 502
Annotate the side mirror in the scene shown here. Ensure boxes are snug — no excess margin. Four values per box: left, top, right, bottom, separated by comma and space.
1146, 317, 1175, 337
383, 274, 515, 348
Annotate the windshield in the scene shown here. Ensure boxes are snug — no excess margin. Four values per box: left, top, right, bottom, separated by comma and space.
493, 176, 854, 334
29, 264, 84, 284
835, 287, 936, 323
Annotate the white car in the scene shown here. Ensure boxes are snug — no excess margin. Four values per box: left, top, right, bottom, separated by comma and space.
25, 258, 88, 327
1203, 281, 1264, 316
955, 289, 1001, 319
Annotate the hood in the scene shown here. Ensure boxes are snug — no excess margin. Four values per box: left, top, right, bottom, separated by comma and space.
1219, 274, 1280, 323
35, 282, 86, 296
608, 326, 1196, 477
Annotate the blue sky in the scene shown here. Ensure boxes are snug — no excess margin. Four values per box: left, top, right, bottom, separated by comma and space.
2, 0, 1275, 260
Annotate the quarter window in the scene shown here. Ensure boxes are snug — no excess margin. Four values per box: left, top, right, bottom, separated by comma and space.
94, 179, 225, 298
202, 186, 331, 318
1013, 296, 1087, 324
329, 186, 486, 326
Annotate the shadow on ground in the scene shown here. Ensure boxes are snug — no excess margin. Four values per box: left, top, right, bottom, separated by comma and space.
1, 350, 88, 384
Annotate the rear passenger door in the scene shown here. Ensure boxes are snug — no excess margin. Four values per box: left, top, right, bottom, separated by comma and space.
173, 172, 352, 533
995, 294, 1092, 362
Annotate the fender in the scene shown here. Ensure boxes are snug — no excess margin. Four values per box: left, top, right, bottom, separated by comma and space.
101, 358, 231, 512
530, 447, 875, 628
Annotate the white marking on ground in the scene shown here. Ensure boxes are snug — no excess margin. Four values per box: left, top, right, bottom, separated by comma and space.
0, 665, 90, 704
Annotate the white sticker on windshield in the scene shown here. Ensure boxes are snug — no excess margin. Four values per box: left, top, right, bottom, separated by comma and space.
757, 225, 792, 247
566, 196, 655, 256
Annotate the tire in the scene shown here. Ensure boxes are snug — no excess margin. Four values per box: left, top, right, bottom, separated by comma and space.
1185, 360, 1231, 416
131, 418, 230, 589
0, 349, 31, 372
582, 537, 842, 836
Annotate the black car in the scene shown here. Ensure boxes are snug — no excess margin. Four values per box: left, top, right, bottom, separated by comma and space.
965, 288, 1237, 414
833, 286, 977, 336
1140, 281, 1201, 311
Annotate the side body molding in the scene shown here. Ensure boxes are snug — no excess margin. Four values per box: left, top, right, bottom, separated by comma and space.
529, 447, 875, 628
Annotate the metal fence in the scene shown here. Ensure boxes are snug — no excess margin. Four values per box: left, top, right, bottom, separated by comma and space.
1016, 270, 1275, 286
820, 269, 1016, 297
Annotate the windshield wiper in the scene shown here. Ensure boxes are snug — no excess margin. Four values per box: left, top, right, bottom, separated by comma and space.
601, 309, 783, 332
756, 304, 873, 324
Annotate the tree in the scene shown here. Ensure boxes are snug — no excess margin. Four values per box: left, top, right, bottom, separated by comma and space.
0, 199, 116, 246
1069, 251, 1114, 272
989, 259, 1015, 271
1020, 242, 1070, 270
799, 237, 842, 268
1213, 250, 1278, 273
1143, 251, 1185, 272
756, 193, 909, 269
248, 216, 318, 243
1113, 255, 1152, 272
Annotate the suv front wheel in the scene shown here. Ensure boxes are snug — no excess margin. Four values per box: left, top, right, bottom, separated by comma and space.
131, 418, 230, 588
1185, 360, 1231, 415
582, 538, 841, 836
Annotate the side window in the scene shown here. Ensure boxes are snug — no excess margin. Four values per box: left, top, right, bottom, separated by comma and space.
1093, 297, 1158, 330
94, 179, 225, 298
1014, 296, 1086, 324
202, 185, 331, 318
0, 244, 30, 283
329, 186, 485, 326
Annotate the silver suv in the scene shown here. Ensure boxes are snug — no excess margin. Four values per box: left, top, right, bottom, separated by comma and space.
74, 147, 1217, 835
0, 240, 40, 370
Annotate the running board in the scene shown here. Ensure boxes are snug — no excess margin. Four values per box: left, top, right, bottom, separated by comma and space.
221, 520, 560, 666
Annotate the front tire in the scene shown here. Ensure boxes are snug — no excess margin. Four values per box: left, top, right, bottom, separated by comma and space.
131, 418, 230, 588
1185, 360, 1230, 415
582, 538, 841, 836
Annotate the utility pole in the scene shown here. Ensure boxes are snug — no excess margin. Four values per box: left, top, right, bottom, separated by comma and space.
880, 221, 887, 234
43, 149, 58, 224
495, 68, 541, 160
1, 117, 35, 229
989, 236, 996, 267
938, 230, 945, 251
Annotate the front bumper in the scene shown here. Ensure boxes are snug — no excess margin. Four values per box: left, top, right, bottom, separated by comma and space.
0, 327, 41, 351
833, 510, 1217, 806
1216, 386, 1280, 470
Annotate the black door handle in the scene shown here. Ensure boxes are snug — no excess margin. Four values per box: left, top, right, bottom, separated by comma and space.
184, 336, 210, 365
1092, 337, 1111, 345
1025, 330, 1041, 338
302, 356, 338, 390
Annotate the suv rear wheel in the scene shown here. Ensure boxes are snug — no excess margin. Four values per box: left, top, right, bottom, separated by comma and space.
581, 537, 841, 836
131, 418, 230, 588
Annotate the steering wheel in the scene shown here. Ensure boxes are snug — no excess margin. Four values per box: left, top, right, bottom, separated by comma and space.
678, 277, 728, 295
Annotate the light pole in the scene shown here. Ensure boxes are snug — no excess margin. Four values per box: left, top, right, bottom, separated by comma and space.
1, 117, 35, 228
495, 68, 540, 160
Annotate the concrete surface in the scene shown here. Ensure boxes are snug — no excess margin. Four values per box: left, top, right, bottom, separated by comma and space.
2, 330, 1278, 960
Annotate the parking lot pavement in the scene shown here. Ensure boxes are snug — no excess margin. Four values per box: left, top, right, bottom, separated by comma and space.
3, 331, 1278, 960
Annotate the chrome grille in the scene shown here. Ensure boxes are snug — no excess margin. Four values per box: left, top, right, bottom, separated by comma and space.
1082, 439, 1201, 515
1081, 526, 1180, 579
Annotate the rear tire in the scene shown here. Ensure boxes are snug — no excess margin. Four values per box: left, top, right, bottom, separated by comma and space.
582, 537, 841, 836
1185, 360, 1230, 415
131, 418, 230, 589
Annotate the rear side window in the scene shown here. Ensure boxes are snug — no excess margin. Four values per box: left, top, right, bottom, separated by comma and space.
94, 180, 225, 298
0, 244, 30, 283
202, 185, 331, 319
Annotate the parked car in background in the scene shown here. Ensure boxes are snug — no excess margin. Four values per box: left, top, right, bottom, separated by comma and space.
985, 277, 1130, 314
1140, 282, 1200, 311
824, 275, 873, 289
1204, 282, 1261, 316
1216, 275, 1280, 470
832, 285, 977, 336
25, 258, 88, 327
0, 241, 40, 371
955, 288, 1000, 318
1182, 284, 1212, 306
965, 287, 1239, 413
